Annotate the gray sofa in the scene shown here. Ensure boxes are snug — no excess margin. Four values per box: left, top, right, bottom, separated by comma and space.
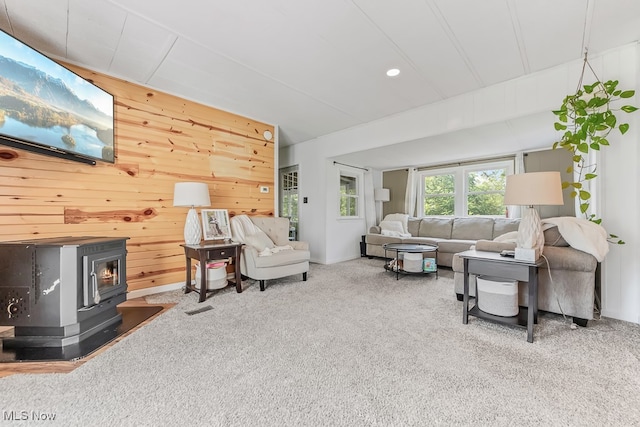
365, 216, 521, 267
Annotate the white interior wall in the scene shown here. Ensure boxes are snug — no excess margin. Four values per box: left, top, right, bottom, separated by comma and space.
598, 44, 640, 323
281, 42, 640, 324
326, 162, 367, 264
282, 143, 328, 264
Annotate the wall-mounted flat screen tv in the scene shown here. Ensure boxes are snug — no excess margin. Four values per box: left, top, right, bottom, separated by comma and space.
0, 29, 114, 165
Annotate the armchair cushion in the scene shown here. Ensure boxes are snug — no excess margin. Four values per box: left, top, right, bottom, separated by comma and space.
289, 240, 309, 251
253, 248, 311, 268
244, 230, 275, 252
249, 216, 291, 246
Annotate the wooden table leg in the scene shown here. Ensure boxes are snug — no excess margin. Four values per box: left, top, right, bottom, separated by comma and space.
527, 265, 535, 343
527, 265, 540, 343
184, 254, 192, 295
463, 258, 469, 325
234, 247, 243, 293
532, 267, 539, 324
198, 253, 207, 303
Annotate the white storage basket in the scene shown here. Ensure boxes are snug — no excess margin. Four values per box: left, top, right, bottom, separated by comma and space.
403, 252, 423, 273
195, 262, 228, 290
477, 276, 518, 317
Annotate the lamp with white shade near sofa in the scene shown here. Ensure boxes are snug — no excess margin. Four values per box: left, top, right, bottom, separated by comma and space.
504, 171, 564, 261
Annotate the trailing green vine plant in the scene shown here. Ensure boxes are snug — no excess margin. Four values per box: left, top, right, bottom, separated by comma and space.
552, 52, 637, 244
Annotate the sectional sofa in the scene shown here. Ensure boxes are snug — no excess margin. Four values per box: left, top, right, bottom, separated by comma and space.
365, 215, 521, 267
365, 214, 600, 325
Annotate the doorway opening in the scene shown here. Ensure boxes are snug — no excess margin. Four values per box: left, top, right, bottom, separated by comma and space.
279, 165, 299, 240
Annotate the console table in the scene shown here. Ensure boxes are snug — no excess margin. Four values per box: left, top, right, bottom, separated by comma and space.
458, 249, 544, 343
181, 242, 243, 302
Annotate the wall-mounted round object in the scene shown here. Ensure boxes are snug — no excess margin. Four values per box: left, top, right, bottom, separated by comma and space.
263, 130, 273, 141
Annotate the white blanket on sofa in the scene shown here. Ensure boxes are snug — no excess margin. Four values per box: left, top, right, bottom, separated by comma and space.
495, 216, 609, 262
379, 219, 411, 238
543, 217, 609, 262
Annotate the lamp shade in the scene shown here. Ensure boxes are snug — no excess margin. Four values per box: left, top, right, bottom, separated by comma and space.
374, 188, 390, 202
173, 182, 211, 207
504, 171, 564, 261
504, 172, 564, 206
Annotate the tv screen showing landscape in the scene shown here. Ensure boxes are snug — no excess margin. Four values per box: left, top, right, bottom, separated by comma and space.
0, 29, 114, 164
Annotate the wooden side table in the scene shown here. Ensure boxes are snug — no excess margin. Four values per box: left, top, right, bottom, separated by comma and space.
458, 249, 544, 343
181, 242, 243, 302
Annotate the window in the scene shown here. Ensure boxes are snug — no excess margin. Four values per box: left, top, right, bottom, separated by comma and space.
423, 173, 455, 215
466, 168, 507, 216
339, 173, 359, 217
419, 160, 513, 216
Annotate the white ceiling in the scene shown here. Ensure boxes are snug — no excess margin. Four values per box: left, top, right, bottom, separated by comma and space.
1, 0, 640, 168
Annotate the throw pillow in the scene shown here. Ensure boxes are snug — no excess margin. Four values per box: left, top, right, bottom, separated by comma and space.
543, 226, 569, 247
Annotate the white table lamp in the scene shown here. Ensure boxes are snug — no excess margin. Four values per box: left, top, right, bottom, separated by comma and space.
504, 172, 564, 261
374, 188, 390, 223
173, 182, 211, 245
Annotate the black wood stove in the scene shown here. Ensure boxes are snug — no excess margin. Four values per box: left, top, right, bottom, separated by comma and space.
0, 236, 128, 348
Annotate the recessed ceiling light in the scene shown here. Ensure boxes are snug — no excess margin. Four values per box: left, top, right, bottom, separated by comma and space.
386, 68, 400, 77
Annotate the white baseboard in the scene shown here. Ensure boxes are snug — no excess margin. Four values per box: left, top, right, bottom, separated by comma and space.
127, 282, 183, 300
126, 272, 236, 300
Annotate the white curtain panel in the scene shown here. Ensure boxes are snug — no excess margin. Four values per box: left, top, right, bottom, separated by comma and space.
404, 168, 418, 216
363, 171, 377, 229
507, 152, 525, 219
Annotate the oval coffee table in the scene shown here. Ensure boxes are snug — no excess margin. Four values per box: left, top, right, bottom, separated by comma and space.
383, 243, 439, 280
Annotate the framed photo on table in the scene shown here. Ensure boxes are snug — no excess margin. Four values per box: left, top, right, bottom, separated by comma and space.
201, 209, 231, 240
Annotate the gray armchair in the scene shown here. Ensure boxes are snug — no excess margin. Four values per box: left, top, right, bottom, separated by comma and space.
230, 215, 310, 291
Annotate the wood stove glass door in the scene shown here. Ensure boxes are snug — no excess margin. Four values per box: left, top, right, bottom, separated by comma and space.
83, 250, 124, 307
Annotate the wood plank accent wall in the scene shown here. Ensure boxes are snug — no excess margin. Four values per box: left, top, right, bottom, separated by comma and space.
0, 64, 275, 292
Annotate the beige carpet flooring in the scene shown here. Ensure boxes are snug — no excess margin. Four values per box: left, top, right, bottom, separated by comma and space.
0, 258, 639, 426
